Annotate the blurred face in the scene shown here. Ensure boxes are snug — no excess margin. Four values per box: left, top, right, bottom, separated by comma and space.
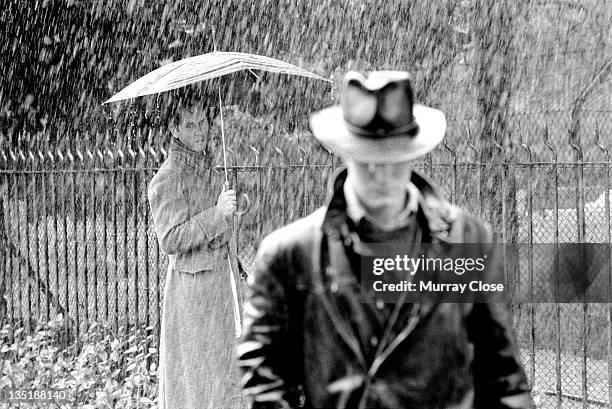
172, 104, 217, 153
345, 160, 413, 211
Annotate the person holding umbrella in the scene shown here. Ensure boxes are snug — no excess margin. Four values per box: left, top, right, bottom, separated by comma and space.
103, 48, 331, 409
147, 87, 245, 409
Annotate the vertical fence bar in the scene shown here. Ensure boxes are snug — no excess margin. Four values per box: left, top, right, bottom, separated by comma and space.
1, 149, 9, 330
157, 145, 166, 343
582, 286, 588, 409
38, 150, 49, 322
570, 141, 586, 244
58, 149, 70, 343
0, 146, 5, 327
492, 140, 508, 303
100, 147, 108, 323
79, 147, 89, 328
27, 149, 36, 327
84, 147, 92, 325
122, 149, 129, 332
17, 148, 26, 329
14, 149, 21, 328
297, 145, 309, 217
12, 148, 19, 330
496, 139, 507, 246
1, 148, 6, 329
13, 148, 20, 329
30, 150, 40, 325
466, 127, 482, 217
18, 149, 30, 331
3, 149, 15, 334
443, 138, 457, 205
249, 145, 263, 243
570, 140, 588, 409
425, 152, 433, 180
129, 145, 138, 328
42, 150, 65, 323
595, 133, 611, 409
141, 145, 149, 329
89, 146, 97, 322
545, 127, 562, 408
149, 145, 161, 346
274, 147, 288, 224
111, 148, 119, 332
519, 138, 536, 385
34, 150, 42, 323
71, 148, 79, 333
49, 151, 60, 325
68, 148, 79, 339
1, 149, 8, 329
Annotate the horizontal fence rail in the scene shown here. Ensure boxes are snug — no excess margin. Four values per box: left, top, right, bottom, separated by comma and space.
1, 130, 612, 409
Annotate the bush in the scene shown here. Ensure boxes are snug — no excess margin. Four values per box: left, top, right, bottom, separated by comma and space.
0, 315, 158, 409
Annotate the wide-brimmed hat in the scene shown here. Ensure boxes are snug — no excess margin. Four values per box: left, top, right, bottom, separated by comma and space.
309, 71, 446, 164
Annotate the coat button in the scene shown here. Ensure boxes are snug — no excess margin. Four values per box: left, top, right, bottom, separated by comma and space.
376, 300, 385, 310
370, 336, 378, 347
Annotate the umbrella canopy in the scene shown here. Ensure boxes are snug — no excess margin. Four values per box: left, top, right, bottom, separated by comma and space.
103, 51, 331, 104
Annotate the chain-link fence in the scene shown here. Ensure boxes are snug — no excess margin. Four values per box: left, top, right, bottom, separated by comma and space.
2, 134, 612, 408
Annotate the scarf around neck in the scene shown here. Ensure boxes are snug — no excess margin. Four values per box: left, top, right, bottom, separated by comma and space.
169, 137, 211, 175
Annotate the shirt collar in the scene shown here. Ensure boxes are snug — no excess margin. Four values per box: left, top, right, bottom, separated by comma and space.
343, 175, 420, 231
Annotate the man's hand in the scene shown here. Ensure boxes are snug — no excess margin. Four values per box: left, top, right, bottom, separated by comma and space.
216, 186, 237, 217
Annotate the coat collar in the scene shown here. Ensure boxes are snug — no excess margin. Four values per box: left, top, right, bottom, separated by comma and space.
168, 138, 211, 176
322, 167, 457, 243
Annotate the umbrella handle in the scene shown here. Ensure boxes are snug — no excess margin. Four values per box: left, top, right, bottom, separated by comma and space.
224, 181, 250, 216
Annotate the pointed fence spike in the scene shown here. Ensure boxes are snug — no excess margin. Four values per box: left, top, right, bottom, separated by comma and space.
544, 123, 558, 161
273, 146, 287, 166
148, 146, 158, 163
249, 144, 260, 166
443, 137, 457, 158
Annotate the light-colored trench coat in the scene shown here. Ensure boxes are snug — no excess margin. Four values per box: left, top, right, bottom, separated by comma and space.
148, 138, 245, 409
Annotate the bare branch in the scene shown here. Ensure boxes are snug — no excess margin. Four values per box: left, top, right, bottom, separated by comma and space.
568, 56, 612, 140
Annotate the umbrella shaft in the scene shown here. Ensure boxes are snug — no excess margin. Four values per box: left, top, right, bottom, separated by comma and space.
217, 88, 229, 185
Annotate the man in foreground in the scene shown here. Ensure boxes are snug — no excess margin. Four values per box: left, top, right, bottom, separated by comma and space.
237, 71, 533, 409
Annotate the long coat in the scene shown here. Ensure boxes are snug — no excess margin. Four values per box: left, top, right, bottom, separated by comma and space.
238, 168, 533, 409
148, 139, 245, 409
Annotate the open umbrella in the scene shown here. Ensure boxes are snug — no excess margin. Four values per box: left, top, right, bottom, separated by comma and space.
103, 51, 329, 104
104, 50, 331, 183
104, 50, 331, 337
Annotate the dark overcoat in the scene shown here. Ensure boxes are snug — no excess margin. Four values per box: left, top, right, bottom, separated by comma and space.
238, 169, 533, 409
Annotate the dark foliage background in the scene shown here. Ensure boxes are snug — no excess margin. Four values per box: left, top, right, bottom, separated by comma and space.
1, 0, 609, 161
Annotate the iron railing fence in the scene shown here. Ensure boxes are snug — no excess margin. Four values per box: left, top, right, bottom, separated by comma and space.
2, 133, 612, 408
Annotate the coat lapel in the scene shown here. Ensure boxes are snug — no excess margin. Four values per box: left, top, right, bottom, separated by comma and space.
314, 167, 459, 375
